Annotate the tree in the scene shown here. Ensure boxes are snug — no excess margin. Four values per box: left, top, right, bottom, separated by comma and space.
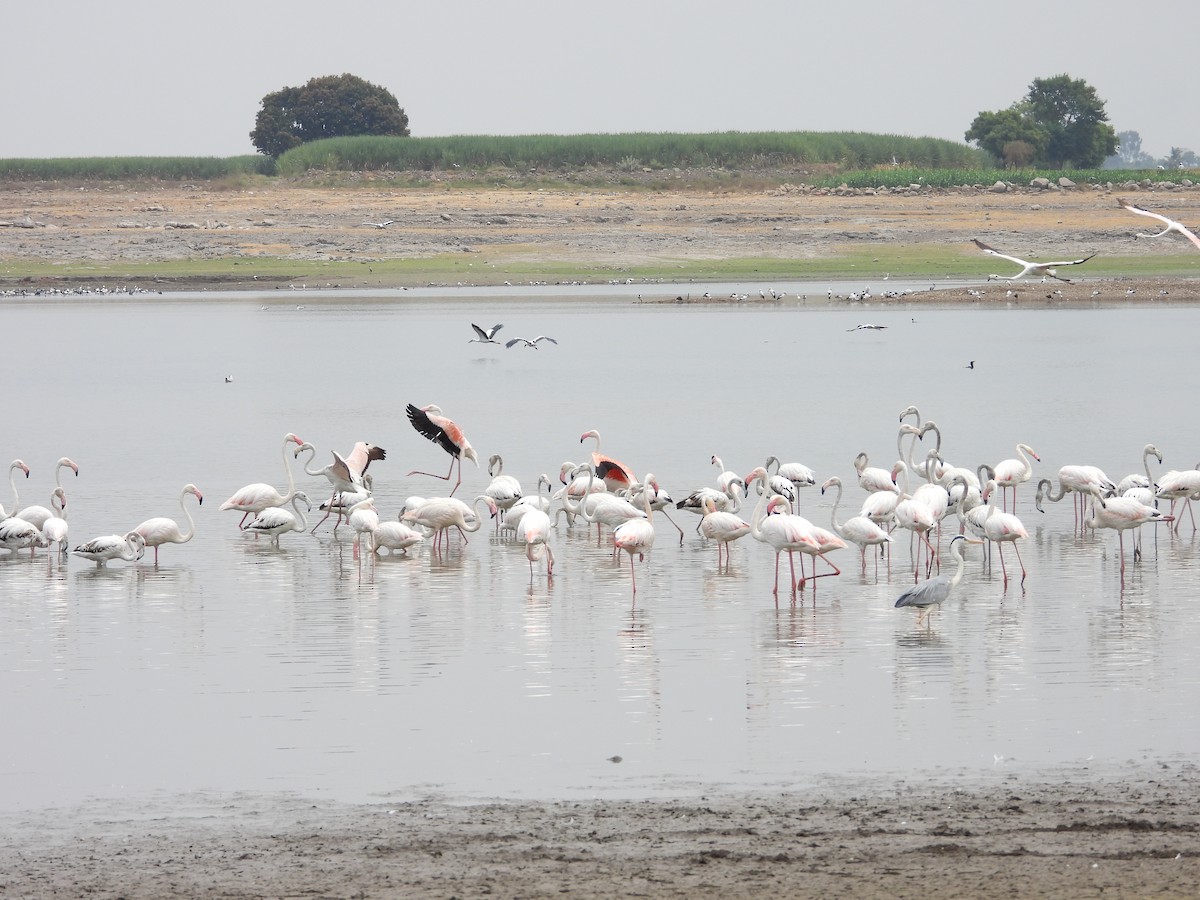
1107, 130, 1155, 169
965, 74, 1117, 168
250, 74, 410, 158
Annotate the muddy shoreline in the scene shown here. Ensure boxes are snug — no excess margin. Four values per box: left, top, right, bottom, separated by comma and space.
4, 766, 1198, 898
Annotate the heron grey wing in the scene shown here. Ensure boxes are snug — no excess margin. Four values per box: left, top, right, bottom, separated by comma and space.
894, 574, 949, 608
471, 323, 490, 341
536, 336, 558, 345
505, 338, 522, 348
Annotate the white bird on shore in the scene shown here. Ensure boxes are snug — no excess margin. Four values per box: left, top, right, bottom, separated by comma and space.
973, 239, 1096, 283
847, 323, 888, 331
1116, 198, 1200, 250
361, 219, 395, 229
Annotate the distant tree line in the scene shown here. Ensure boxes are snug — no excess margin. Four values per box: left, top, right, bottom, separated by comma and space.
1105, 131, 1199, 170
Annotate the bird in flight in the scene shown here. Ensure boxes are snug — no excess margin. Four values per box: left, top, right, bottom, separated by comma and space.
1116, 198, 1200, 249
966, 361, 975, 370
361, 219, 395, 228
847, 323, 887, 332
505, 336, 558, 349
469, 323, 504, 344
972, 239, 1095, 283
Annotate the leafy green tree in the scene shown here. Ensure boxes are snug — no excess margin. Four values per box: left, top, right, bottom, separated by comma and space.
966, 74, 1117, 168
250, 74, 410, 159
1107, 130, 1155, 169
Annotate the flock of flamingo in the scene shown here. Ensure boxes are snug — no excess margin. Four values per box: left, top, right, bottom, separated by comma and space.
3, 393, 1194, 625
3, 197, 1197, 616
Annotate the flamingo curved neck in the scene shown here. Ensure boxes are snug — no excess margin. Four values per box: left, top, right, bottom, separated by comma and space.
177, 488, 199, 543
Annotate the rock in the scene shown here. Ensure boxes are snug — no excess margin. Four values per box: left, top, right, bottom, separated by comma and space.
1030, 177, 1051, 189
989, 181, 1008, 193
1058, 177, 1076, 188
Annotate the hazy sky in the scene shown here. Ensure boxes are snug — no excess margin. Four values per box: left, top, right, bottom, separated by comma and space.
6, 1, 1194, 161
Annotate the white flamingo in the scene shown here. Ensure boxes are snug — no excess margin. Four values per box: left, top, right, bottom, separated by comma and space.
519, 507, 555, 577
485, 454, 523, 521
1117, 198, 1200, 249
372, 518, 425, 556
0, 459, 31, 520
134, 483, 203, 564
822, 476, 892, 576
40, 488, 70, 554
1086, 493, 1174, 578
243, 492, 312, 547
973, 239, 1096, 283
0, 514, 47, 556
14, 457, 79, 529
852, 452, 899, 494
221, 433, 305, 528
992, 443, 1040, 513
980, 480, 1029, 586
613, 473, 657, 595
347, 497, 380, 559
401, 494, 497, 553
73, 531, 146, 566
698, 496, 751, 569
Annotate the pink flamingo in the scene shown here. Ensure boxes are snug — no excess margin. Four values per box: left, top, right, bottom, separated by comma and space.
992, 443, 1040, 513
134, 484, 203, 564
980, 479, 1029, 586
296, 440, 385, 531
406, 404, 478, 496
580, 429, 635, 493
612, 473, 657, 595
822, 476, 892, 577
746, 466, 820, 594
221, 433, 305, 528
401, 494, 497, 553
699, 496, 751, 569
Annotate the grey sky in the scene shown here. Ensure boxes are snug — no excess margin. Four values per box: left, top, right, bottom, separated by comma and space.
6, 1, 1193, 161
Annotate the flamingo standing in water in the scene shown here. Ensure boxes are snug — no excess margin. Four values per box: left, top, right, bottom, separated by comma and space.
406, 404, 478, 496
992, 443, 1040, 513
0, 514, 46, 556
1154, 465, 1200, 534
220, 433, 304, 528
402, 494, 497, 553
1035, 466, 1116, 532
519, 506, 555, 577
372, 517, 425, 556
347, 497, 380, 559
698, 496, 751, 569
580, 429, 635, 493
134, 484, 203, 564
485, 454, 523, 523
852, 452, 899, 495
1086, 492, 1173, 578
14, 457, 79, 529
0, 459, 31, 520
612, 473, 657, 595
73, 531, 146, 566
821, 476, 892, 577
40, 488, 70, 554
243, 492, 312, 547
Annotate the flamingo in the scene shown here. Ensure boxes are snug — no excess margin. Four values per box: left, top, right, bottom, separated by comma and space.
505, 335, 558, 349
401, 494, 497, 553
625, 475, 686, 545
406, 404, 478, 496
553, 461, 607, 528
485, 454, 523, 521
295, 441, 385, 531
992, 444, 1040, 513
1035, 466, 1116, 531
1116, 444, 1164, 555
580, 429, 635, 493
973, 239, 1096, 283
311, 474, 374, 533
1086, 493, 1173, 578
747, 484, 819, 596
979, 479, 1029, 585
347, 497, 380, 559
676, 478, 745, 519
822, 475, 893, 576
710, 455, 741, 492
612, 473, 657, 595
40, 488, 70, 554
895, 535, 970, 626
568, 464, 647, 551
243, 492, 312, 547
698, 496, 751, 568
500, 474, 552, 537
469, 323, 504, 344
852, 452, 899, 494
1154, 465, 1200, 534
1117, 198, 1200, 249
14, 457, 79, 529
73, 531, 146, 566
746, 465, 845, 589
0, 515, 46, 556
0, 459, 31, 520
220, 433, 305, 528
372, 517, 425, 556
766, 455, 816, 507
134, 483, 203, 564
519, 507, 555, 576
892, 464, 939, 581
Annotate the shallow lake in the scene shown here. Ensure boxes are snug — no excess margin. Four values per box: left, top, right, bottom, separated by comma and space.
2, 281, 1199, 811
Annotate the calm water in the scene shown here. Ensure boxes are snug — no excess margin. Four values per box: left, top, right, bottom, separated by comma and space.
2, 283, 1199, 811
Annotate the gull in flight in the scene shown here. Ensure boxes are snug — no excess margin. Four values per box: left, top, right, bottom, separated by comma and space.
469, 323, 504, 344
847, 323, 888, 332
973, 239, 1095, 283
1116, 198, 1200, 249
361, 219, 395, 228
505, 335, 558, 349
